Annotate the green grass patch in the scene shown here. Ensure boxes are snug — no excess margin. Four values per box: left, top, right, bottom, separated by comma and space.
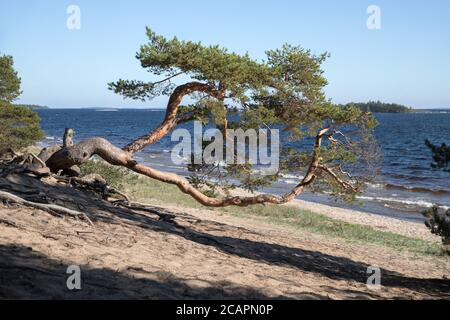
229, 206, 442, 256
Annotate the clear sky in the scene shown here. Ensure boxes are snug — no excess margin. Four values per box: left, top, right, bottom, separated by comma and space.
1, 0, 449, 109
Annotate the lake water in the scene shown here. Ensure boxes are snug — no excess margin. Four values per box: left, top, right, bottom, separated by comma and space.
36, 109, 450, 222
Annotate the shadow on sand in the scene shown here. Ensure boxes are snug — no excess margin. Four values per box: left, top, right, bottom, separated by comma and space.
1, 173, 449, 299
96, 204, 450, 298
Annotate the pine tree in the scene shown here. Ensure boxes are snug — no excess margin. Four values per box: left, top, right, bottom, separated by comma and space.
47, 28, 378, 207
0, 55, 43, 151
0, 54, 22, 103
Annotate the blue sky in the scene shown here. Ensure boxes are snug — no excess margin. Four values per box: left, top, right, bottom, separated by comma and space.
1, 0, 449, 109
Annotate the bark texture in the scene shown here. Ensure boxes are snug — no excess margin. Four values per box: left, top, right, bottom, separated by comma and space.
45, 128, 332, 207
63, 128, 74, 147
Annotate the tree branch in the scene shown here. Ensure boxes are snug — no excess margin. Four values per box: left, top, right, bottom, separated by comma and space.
151, 71, 185, 86
122, 81, 223, 154
317, 164, 357, 192
46, 128, 330, 208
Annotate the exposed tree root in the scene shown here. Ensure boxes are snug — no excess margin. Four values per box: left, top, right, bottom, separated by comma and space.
114, 200, 176, 222
29, 152, 46, 168
0, 190, 94, 227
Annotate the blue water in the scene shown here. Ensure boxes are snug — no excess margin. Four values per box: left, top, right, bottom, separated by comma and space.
36, 109, 450, 222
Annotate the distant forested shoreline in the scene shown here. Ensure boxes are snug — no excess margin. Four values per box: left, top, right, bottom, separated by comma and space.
14, 104, 49, 110
342, 101, 411, 113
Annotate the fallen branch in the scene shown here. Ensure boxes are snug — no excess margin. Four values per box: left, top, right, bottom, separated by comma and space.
0, 190, 94, 227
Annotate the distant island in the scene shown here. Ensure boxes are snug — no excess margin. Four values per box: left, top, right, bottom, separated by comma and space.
343, 101, 412, 113
14, 104, 49, 110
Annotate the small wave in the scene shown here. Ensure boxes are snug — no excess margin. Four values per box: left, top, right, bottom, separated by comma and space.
279, 178, 299, 185
251, 168, 279, 175
385, 183, 450, 195
279, 173, 304, 180
365, 182, 384, 189
216, 160, 227, 167
159, 164, 188, 171
45, 136, 55, 140
356, 195, 436, 208
363, 181, 450, 195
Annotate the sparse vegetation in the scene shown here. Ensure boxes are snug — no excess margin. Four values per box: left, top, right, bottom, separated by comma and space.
425, 139, 450, 172
80, 159, 135, 190
0, 102, 44, 151
423, 206, 450, 255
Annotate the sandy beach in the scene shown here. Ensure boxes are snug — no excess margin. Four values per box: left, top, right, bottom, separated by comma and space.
1, 175, 448, 299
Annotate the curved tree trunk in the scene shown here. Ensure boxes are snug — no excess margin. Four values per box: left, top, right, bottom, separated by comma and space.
44, 80, 352, 208
45, 128, 334, 208
122, 82, 222, 154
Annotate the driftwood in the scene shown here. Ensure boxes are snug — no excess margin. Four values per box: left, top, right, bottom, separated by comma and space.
63, 128, 74, 147
1, 160, 50, 178
37, 145, 61, 163
34, 129, 78, 177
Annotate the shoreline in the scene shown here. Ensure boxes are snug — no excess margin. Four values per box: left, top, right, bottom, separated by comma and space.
37, 137, 442, 229
287, 198, 437, 242
228, 187, 439, 243
36, 108, 450, 224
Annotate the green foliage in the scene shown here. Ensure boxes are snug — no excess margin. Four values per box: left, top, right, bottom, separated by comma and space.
109, 27, 270, 103
425, 140, 450, 172
344, 101, 411, 113
423, 206, 450, 254
243, 206, 441, 256
0, 55, 43, 151
0, 54, 22, 103
109, 28, 378, 200
0, 102, 43, 151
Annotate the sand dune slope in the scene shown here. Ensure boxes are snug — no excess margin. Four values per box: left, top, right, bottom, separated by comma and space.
1, 197, 449, 299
